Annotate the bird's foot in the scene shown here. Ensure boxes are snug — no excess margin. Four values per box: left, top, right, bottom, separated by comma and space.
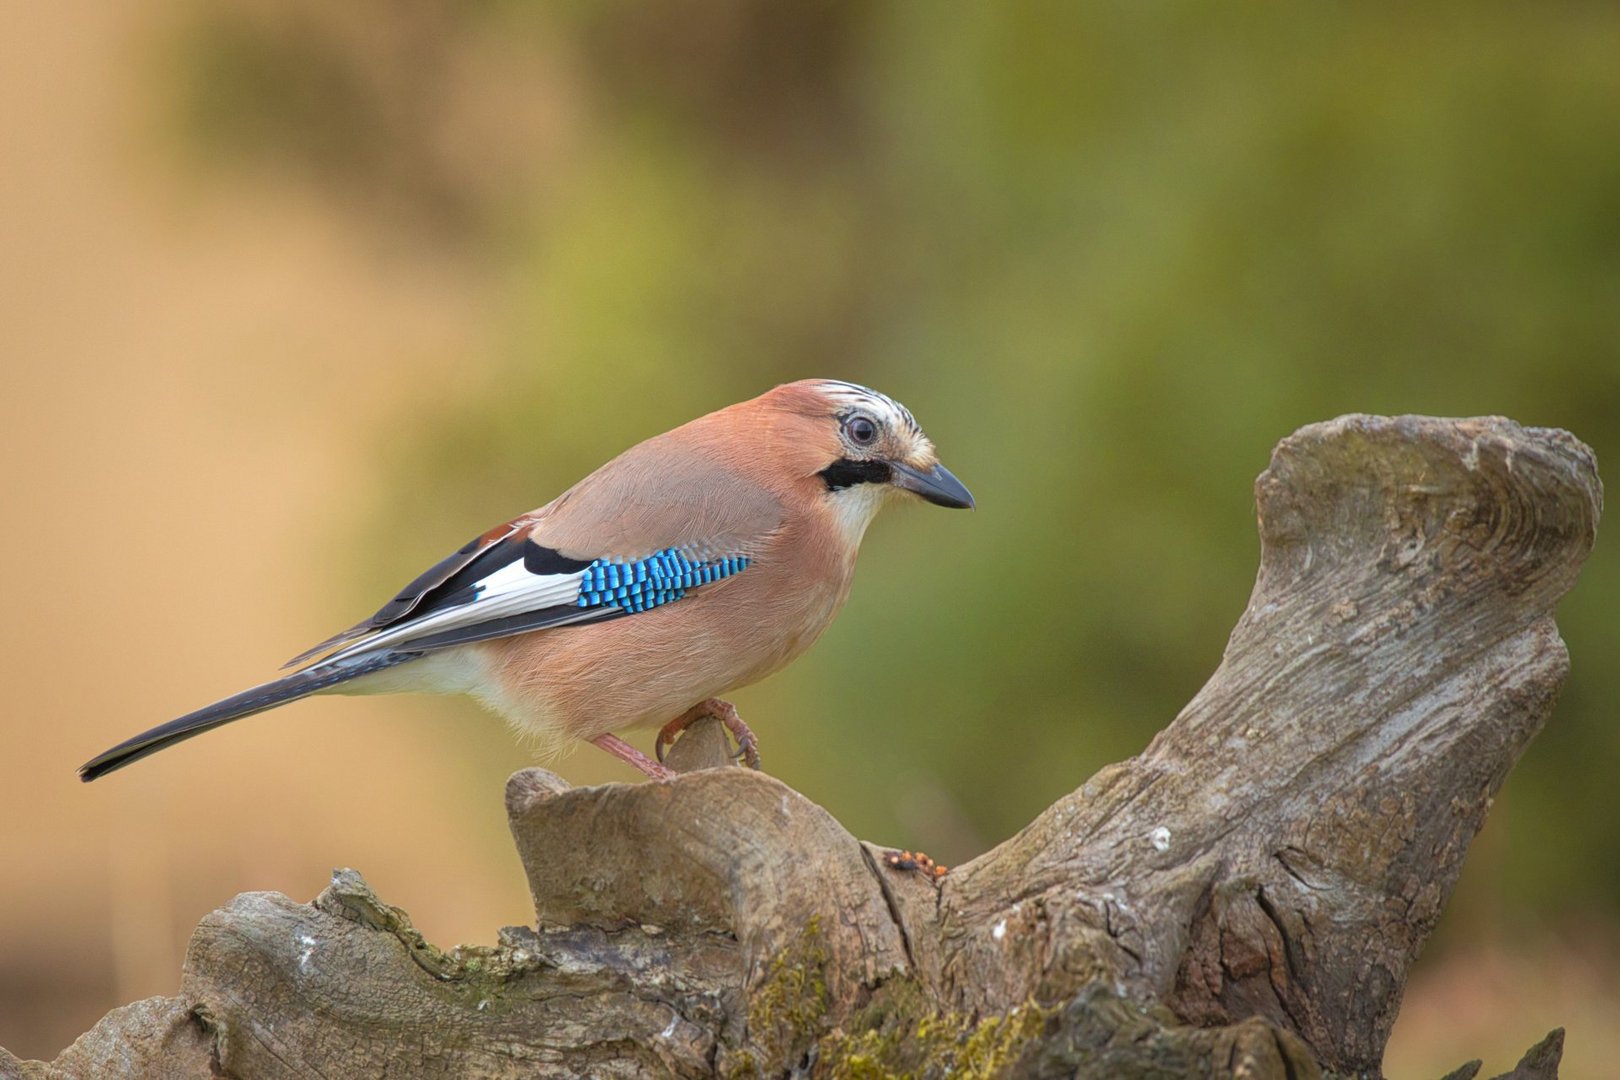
590, 733, 675, 781
656, 698, 762, 771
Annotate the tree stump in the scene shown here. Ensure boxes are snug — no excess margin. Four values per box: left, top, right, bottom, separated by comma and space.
4, 415, 1600, 1080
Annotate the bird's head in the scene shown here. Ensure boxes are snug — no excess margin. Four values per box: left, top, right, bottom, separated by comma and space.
757, 379, 974, 543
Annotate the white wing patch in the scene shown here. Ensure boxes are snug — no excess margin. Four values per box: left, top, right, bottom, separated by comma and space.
322, 561, 588, 662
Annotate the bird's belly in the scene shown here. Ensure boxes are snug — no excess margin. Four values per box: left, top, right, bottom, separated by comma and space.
471, 574, 846, 745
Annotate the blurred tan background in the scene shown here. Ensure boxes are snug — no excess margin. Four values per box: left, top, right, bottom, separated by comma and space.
2, 3, 1616, 1074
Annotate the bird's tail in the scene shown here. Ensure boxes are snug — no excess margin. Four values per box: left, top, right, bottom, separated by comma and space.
78, 651, 417, 782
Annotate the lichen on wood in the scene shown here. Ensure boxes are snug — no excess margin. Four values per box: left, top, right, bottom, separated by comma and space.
6, 415, 1598, 1079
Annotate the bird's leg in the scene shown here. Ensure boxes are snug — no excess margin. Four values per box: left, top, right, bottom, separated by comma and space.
655, 697, 761, 770
589, 733, 675, 781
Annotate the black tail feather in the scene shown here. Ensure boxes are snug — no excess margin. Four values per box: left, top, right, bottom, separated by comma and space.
79, 652, 417, 782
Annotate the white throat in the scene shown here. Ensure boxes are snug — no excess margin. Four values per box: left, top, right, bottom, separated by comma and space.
827, 483, 894, 548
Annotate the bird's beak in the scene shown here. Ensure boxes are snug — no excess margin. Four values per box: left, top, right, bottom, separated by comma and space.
890, 460, 975, 509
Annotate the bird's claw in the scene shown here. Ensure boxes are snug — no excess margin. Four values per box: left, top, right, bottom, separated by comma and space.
728, 728, 761, 770
656, 698, 762, 771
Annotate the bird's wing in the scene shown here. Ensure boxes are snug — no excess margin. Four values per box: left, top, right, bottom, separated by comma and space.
293, 437, 784, 665
283, 518, 538, 666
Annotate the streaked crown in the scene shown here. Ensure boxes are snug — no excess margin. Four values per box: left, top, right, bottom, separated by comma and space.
812, 380, 924, 440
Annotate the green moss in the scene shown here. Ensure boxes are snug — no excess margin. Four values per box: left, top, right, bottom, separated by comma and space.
729, 917, 834, 1077
705, 920, 1322, 1079
819, 978, 1054, 1080
726, 917, 1058, 1078
957, 1006, 1050, 1076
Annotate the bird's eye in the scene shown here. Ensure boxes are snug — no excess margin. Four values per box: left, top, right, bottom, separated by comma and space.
845, 415, 879, 446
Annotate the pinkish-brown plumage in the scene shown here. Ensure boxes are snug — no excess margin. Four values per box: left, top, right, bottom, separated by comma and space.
80, 380, 973, 782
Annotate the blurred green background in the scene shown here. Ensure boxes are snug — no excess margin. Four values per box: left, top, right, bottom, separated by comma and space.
2, 2, 1616, 1074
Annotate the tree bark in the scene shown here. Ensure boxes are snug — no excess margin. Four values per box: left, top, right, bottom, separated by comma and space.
5, 415, 1599, 1080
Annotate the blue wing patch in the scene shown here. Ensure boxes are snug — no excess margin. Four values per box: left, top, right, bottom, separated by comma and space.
577, 548, 750, 614
310, 545, 752, 660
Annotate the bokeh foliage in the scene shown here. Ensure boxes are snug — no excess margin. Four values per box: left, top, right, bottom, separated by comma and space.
170, 1, 1619, 931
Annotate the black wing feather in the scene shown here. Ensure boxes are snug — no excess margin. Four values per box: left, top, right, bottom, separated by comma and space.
284, 523, 591, 668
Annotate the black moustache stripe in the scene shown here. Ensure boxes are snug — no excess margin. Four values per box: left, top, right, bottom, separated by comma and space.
819, 458, 892, 491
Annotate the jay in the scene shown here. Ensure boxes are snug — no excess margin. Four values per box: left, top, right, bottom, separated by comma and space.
80, 379, 973, 782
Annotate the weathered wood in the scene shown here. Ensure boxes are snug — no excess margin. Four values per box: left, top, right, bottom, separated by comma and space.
7, 415, 1598, 1079
0, 998, 209, 1080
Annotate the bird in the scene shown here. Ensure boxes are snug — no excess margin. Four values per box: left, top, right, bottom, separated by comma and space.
79, 379, 973, 783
